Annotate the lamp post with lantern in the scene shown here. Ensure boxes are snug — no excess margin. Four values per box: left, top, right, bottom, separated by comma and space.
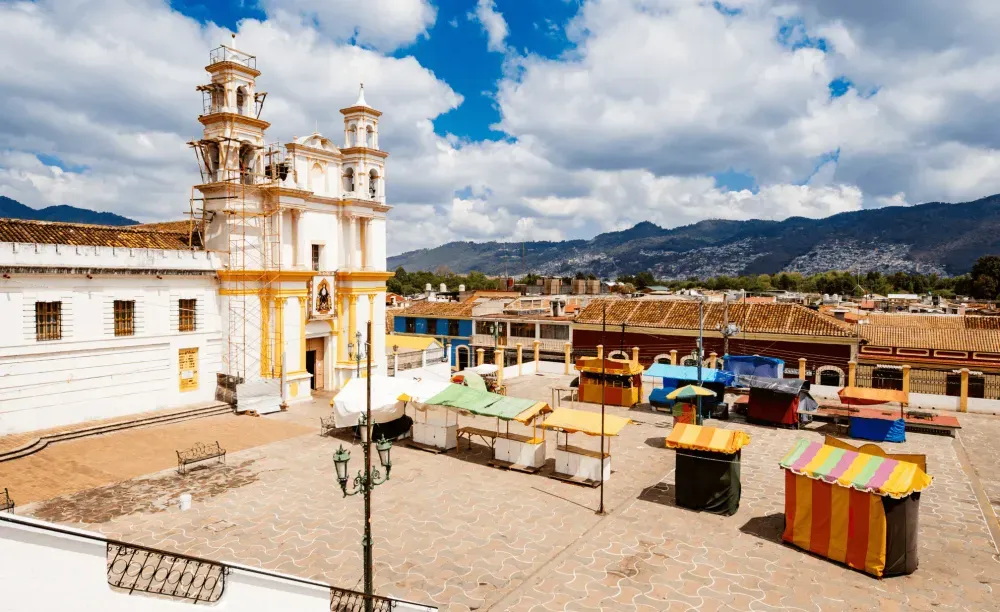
333, 319, 393, 612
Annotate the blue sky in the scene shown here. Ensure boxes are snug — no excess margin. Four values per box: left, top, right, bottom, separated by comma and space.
3, 0, 1000, 254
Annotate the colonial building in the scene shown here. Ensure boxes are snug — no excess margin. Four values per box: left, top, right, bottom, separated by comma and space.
572, 299, 858, 385
0, 44, 392, 434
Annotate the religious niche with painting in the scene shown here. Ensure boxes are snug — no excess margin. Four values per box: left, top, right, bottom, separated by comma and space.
316, 279, 333, 314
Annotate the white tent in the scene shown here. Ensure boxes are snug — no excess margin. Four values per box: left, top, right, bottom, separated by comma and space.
330, 376, 451, 428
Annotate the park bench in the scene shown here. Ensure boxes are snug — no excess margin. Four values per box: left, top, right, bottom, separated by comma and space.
176, 441, 226, 475
1, 487, 13, 512
320, 415, 338, 437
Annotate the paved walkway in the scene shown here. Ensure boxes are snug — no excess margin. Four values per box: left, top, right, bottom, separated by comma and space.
0, 413, 311, 505
9, 373, 1000, 611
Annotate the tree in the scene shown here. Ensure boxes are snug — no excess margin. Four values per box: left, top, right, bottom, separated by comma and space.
970, 255, 1000, 299
634, 271, 655, 289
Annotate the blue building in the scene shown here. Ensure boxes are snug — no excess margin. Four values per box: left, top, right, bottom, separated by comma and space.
391, 301, 475, 369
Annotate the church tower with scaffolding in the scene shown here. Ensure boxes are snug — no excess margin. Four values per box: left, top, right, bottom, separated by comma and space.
190, 44, 392, 413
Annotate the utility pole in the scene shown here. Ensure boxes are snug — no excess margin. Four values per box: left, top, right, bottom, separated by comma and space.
599, 302, 607, 515
697, 299, 704, 426
363, 320, 373, 611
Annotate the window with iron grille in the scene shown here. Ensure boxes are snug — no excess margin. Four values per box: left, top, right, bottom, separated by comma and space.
35, 301, 62, 341
404, 317, 416, 333
425, 318, 439, 335
179, 299, 197, 332
448, 319, 460, 337
114, 300, 135, 337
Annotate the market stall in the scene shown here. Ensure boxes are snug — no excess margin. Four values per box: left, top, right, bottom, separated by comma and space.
331, 376, 416, 440
666, 384, 717, 426
575, 357, 643, 407
540, 408, 632, 486
742, 376, 807, 427
839, 387, 908, 442
664, 422, 750, 516
780, 438, 932, 577
724, 354, 784, 378
645, 364, 734, 413
402, 378, 458, 452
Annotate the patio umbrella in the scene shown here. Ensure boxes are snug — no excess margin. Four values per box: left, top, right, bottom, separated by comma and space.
666, 384, 717, 401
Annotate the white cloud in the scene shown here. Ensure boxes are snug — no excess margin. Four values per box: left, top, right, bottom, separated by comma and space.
468, 0, 509, 53
259, 0, 436, 51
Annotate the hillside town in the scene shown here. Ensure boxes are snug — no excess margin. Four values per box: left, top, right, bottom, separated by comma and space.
2, 6, 1000, 612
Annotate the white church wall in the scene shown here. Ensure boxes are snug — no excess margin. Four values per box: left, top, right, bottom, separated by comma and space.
0, 273, 222, 435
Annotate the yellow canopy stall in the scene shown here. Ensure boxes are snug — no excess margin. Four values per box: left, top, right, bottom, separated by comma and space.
540, 407, 633, 486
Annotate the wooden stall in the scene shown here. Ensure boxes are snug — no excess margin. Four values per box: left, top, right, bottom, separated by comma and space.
575, 357, 643, 407
540, 408, 632, 486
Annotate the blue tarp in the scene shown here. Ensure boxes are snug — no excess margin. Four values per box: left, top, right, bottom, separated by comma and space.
849, 416, 906, 443
643, 364, 735, 385
724, 355, 784, 379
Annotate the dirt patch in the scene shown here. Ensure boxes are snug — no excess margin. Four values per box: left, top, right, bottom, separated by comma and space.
31, 459, 260, 524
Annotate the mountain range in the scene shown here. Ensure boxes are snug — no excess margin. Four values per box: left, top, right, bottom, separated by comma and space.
0, 196, 137, 226
388, 194, 1000, 278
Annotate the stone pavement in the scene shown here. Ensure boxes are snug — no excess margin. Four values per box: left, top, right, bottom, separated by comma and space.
11, 372, 1000, 611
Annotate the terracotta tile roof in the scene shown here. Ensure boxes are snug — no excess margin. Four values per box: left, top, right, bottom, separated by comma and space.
576, 299, 855, 338
133, 220, 194, 233
861, 312, 1000, 352
0, 218, 198, 250
401, 301, 476, 318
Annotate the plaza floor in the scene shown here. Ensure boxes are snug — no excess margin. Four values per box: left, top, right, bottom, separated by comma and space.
10, 373, 1000, 611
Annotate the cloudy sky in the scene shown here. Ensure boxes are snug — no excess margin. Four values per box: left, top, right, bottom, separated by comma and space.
2, 0, 1000, 255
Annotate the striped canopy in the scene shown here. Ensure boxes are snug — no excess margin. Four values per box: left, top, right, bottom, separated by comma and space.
665, 423, 750, 455
780, 439, 932, 499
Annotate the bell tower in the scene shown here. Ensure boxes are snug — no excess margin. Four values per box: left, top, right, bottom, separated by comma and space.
339, 84, 388, 202
192, 44, 269, 188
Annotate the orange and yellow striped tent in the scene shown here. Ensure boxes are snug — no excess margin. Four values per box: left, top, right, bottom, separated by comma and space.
779, 439, 932, 577
665, 423, 750, 455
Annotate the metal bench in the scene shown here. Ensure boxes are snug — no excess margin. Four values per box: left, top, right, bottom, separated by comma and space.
320, 415, 338, 437
176, 441, 226, 475
1, 488, 13, 513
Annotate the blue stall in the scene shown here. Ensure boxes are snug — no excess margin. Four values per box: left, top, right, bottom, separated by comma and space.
645, 364, 735, 413
723, 355, 784, 379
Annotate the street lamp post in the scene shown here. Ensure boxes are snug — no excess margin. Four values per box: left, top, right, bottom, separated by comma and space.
333, 320, 393, 612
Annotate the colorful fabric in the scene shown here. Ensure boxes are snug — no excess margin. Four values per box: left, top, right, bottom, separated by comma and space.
665, 423, 750, 455
780, 440, 932, 499
540, 407, 631, 436
643, 364, 735, 385
513, 401, 552, 424
666, 384, 716, 400
782, 470, 888, 576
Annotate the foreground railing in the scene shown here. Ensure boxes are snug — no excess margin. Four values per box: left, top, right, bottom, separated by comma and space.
0, 513, 436, 611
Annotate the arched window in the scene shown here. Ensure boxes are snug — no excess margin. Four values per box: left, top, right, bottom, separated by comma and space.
653, 353, 671, 364
368, 169, 379, 199
681, 356, 698, 367
366, 125, 374, 148
816, 366, 846, 387
236, 86, 248, 115
343, 167, 355, 192
347, 123, 357, 147
607, 350, 628, 360
310, 162, 324, 193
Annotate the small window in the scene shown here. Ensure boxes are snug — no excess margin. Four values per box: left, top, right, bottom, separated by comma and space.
312, 245, 322, 271
510, 322, 535, 338
872, 367, 903, 391
114, 300, 135, 337
35, 301, 62, 341
448, 319, 460, 337
179, 299, 197, 332
425, 318, 439, 335
819, 369, 842, 386
405, 317, 416, 333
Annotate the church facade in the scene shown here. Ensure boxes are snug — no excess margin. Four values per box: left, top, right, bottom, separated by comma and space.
0, 44, 391, 434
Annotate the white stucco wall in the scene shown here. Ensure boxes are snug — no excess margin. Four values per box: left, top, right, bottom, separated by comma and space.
0, 515, 436, 612
0, 273, 222, 434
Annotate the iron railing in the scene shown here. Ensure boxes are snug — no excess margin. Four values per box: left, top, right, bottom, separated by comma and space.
107, 542, 227, 603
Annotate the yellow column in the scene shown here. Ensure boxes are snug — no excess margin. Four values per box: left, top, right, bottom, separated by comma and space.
348, 294, 358, 359
632, 346, 640, 366
597, 345, 604, 360
260, 294, 271, 378
297, 296, 307, 374
337, 295, 347, 362
496, 348, 505, 385
533, 340, 540, 365
902, 365, 911, 406
798, 358, 807, 380
564, 342, 572, 375
477, 348, 485, 366
710, 352, 718, 369
848, 361, 857, 387
669, 349, 677, 365
367, 292, 375, 329
274, 297, 285, 376
960, 368, 969, 412
516, 343, 523, 377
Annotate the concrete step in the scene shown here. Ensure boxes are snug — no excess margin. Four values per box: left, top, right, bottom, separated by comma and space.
0, 403, 233, 462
